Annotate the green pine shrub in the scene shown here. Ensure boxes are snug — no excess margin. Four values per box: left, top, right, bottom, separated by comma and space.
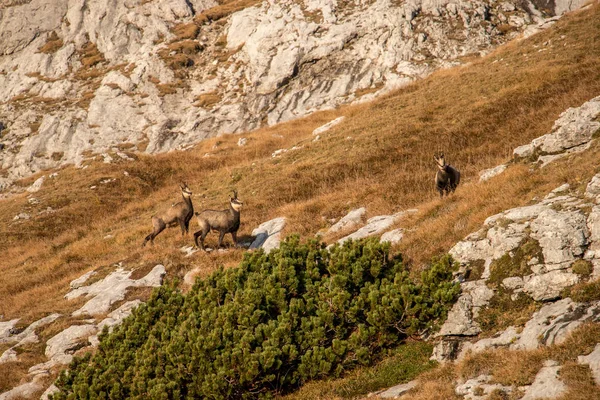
52, 237, 459, 399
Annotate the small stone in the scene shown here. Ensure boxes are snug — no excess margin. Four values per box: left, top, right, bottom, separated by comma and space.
479, 164, 507, 182
26, 176, 45, 193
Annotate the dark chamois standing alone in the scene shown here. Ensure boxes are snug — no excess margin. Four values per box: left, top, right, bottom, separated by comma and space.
434, 153, 461, 197
194, 190, 243, 251
142, 183, 194, 247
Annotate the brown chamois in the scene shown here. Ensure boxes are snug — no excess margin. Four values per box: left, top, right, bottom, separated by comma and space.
434, 152, 461, 197
193, 190, 243, 251
142, 183, 194, 247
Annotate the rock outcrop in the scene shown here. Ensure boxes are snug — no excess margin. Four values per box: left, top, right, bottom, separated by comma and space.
0, 264, 166, 399
0, 0, 577, 189
433, 177, 600, 363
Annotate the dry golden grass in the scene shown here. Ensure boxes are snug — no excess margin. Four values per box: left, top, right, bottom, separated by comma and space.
194, 92, 222, 108
0, 4, 599, 393
38, 31, 63, 54
79, 42, 105, 69
172, 23, 199, 40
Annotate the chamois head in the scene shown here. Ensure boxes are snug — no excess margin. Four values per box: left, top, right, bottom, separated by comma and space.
434, 153, 447, 171
180, 182, 193, 198
230, 190, 243, 212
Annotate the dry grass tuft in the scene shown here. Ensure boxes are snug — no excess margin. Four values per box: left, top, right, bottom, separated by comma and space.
194, 92, 222, 108
38, 31, 64, 54
172, 23, 199, 40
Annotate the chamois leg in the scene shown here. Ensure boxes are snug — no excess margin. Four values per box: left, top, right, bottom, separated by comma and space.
217, 231, 226, 248
179, 218, 187, 236
143, 217, 166, 247
194, 225, 211, 251
193, 231, 203, 250
231, 231, 238, 248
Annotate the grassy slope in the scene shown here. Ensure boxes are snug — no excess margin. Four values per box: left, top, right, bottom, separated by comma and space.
0, 3, 599, 394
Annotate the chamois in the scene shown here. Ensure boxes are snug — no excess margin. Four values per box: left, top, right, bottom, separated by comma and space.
142, 183, 194, 247
193, 190, 243, 251
434, 153, 460, 197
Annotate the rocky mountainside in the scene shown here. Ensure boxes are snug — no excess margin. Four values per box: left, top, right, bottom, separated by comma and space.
0, 0, 586, 189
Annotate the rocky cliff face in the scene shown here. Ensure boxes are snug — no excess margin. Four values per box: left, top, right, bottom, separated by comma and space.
0, 0, 584, 189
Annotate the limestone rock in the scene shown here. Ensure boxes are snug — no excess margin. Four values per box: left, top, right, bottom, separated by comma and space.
66, 265, 165, 316
530, 209, 588, 268
512, 299, 600, 350
377, 380, 417, 398
0, 319, 19, 344
89, 300, 142, 346
0, 374, 46, 400
250, 217, 286, 253
455, 375, 512, 400
0, 0, 570, 189
523, 270, 579, 301
337, 210, 416, 244
0, 313, 59, 346
479, 164, 507, 182
458, 327, 519, 360
327, 207, 366, 235
438, 294, 481, 337
431, 339, 462, 363
45, 324, 97, 365
513, 96, 600, 166
380, 228, 404, 245
312, 117, 345, 136
0, 348, 17, 364
586, 173, 600, 201
26, 176, 45, 193
520, 360, 566, 400
69, 270, 97, 289
40, 384, 60, 400
578, 344, 600, 386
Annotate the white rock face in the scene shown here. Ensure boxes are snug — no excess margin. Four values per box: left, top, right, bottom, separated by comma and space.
578, 344, 600, 386
0, 0, 572, 188
380, 228, 404, 245
249, 217, 286, 253
513, 96, 600, 164
520, 360, 566, 400
586, 173, 600, 202
377, 380, 417, 398
69, 270, 97, 289
455, 375, 512, 400
522, 270, 579, 301
438, 294, 481, 337
478, 164, 507, 182
512, 299, 600, 351
436, 174, 600, 363
458, 327, 520, 361
337, 210, 416, 244
0, 374, 46, 400
312, 117, 345, 136
26, 176, 45, 193
66, 265, 165, 316
327, 207, 366, 235
45, 324, 98, 365
0, 348, 17, 364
